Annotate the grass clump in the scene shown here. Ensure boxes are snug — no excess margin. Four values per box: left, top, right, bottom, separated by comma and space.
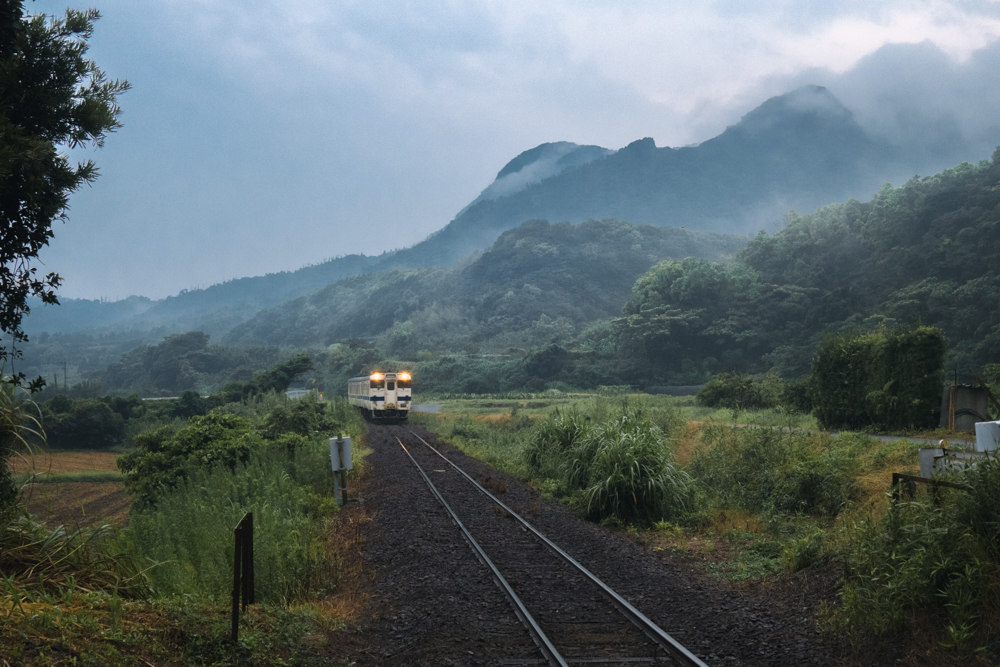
830, 455, 1000, 657
689, 423, 860, 518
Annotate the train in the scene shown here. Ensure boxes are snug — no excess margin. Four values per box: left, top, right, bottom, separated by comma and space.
348, 371, 412, 422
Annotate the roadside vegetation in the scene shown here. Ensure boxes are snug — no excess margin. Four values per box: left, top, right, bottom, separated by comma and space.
413, 340, 1000, 663
1, 353, 367, 666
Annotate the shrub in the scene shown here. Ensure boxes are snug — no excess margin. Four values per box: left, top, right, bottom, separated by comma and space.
118, 413, 264, 507
524, 411, 591, 480
811, 325, 945, 431
689, 425, 858, 518
44, 398, 125, 450
696, 373, 783, 411
833, 457, 1000, 653
562, 410, 691, 524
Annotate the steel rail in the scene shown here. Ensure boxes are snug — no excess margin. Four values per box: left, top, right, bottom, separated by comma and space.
395, 438, 570, 667
408, 429, 709, 667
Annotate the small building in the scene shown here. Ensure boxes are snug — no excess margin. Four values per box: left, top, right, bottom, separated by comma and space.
940, 384, 991, 433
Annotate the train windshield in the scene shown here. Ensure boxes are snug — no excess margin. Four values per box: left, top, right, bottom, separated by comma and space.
369, 378, 384, 389
397, 378, 411, 389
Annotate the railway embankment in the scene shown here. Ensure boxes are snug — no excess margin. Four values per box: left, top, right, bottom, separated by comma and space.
334, 424, 911, 666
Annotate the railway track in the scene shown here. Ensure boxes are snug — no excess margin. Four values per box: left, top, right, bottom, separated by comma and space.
395, 428, 709, 667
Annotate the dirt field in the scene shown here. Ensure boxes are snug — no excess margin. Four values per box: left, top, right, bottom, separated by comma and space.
9, 450, 120, 475
21, 481, 131, 528
12, 451, 129, 528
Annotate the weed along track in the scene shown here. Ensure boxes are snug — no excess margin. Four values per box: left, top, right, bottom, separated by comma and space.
356, 425, 844, 667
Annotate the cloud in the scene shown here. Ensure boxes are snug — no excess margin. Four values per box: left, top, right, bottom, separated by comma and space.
24, 0, 1000, 299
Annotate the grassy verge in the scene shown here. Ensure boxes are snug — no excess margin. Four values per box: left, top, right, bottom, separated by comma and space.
416, 392, 1000, 661
3, 394, 370, 666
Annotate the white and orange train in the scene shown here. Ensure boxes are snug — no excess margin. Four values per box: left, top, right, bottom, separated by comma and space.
347, 371, 412, 422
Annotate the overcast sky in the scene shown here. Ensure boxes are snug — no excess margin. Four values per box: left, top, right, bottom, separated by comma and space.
29, 0, 1000, 300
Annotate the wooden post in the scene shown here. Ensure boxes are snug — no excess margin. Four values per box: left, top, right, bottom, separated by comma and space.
231, 512, 254, 642
231, 523, 243, 642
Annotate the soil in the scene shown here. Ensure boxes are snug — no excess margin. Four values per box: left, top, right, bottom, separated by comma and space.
323, 424, 915, 667
20, 481, 131, 528
10, 450, 120, 475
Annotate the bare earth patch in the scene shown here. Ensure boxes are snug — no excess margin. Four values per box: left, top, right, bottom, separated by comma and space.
20, 482, 130, 528
10, 450, 120, 475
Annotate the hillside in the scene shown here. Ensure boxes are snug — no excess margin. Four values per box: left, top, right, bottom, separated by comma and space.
223, 218, 747, 351
24, 253, 385, 337
371, 86, 902, 270
24, 85, 914, 341
613, 148, 1000, 379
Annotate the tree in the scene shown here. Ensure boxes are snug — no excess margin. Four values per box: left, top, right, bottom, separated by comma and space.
0, 1, 129, 388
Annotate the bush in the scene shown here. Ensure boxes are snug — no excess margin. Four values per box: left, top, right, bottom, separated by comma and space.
811, 326, 945, 431
689, 425, 858, 517
118, 413, 264, 507
44, 398, 125, 450
561, 410, 691, 524
696, 373, 783, 411
523, 411, 591, 481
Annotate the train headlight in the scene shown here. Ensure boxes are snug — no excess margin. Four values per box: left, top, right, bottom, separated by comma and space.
399, 372, 411, 381
370, 372, 383, 381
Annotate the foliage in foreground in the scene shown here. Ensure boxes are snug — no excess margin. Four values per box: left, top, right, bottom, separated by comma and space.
0, 2, 129, 387
832, 456, 1000, 656
118, 394, 365, 603
129, 441, 339, 602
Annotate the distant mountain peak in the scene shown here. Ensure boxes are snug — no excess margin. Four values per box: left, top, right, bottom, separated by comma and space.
734, 85, 856, 134
469, 141, 613, 207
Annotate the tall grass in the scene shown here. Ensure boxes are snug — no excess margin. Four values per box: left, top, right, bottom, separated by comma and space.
130, 440, 337, 603
832, 456, 1000, 654
689, 424, 860, 518
561, 410, 692, 524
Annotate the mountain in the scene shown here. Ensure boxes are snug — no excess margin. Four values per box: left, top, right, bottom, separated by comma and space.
24, 253, 385, 337
372, 86, 900, 271
222, 218, 747, 351
613, 147, 1000, 378
25, 86, 916, 339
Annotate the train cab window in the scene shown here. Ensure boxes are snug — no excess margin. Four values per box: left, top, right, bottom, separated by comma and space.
398, 378, 411, 389
386, 381, 395, 391
369, 379, 385, 389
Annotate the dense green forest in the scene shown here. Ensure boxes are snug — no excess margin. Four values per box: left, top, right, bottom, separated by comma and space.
22, 87, 929, 343
225, 218, 745, 352
614, 149, 1000, 380
21, 150, 1000, 399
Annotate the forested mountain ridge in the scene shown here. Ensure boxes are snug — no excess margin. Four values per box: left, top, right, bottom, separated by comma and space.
24, 85, 916, 342
223, 218, 747, 351
368, 86, 904, 271
613, 148, 1000, 379
24, 253, 385, 337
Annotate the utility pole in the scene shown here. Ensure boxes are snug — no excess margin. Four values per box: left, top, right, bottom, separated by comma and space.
63, 361, 68, 390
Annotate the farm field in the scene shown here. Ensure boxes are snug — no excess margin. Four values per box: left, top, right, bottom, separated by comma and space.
11, 450, 129, 528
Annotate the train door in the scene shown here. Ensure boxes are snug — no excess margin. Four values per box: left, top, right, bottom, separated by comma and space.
385, 376, 398, 410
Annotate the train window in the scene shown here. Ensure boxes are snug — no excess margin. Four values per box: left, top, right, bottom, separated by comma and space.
369, 379, 384, 389
386, 381, 395, 391
397, 378, 411, 389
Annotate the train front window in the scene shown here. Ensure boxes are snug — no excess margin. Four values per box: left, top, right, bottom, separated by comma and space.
369, 379, 384, 389
397, 378, 411, 389
386, 381, 395, 391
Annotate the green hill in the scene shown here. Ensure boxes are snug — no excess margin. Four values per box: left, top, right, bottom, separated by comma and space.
223, 218, 747, 351
613, 148, 1000, 379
